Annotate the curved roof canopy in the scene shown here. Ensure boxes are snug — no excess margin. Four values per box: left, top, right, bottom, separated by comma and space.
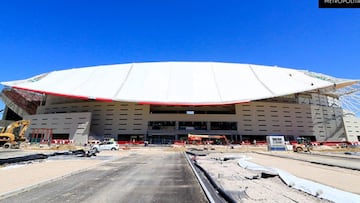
1, 62, 358, 105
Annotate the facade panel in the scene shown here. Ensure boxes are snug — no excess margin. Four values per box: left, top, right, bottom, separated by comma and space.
30, 92, 357, 144
24, 112, 91, 145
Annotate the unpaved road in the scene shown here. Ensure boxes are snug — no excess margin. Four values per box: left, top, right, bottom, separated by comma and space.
0, 151, 208, 203
248, 152, 360, 194
194, 151, 360, 202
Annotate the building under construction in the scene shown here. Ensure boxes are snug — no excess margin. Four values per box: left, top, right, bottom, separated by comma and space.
1, 62, 359, 145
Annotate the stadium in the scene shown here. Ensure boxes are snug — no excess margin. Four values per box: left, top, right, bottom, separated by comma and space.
1, 62, 359, 145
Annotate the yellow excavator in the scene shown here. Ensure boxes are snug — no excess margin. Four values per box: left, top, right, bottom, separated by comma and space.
0, 120, 30, 149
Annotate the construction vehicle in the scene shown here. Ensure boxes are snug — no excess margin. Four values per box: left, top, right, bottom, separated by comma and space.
0, 120, 30, 149
292, 137, 312, 152
188, 134, 229, 145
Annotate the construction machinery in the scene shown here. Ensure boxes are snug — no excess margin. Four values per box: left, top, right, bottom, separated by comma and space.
188, 134, 229, 145
292, 137, 312, 152
0, 120, 30, 149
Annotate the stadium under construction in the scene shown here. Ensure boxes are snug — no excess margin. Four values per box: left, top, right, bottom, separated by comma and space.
1, 62, 359, 145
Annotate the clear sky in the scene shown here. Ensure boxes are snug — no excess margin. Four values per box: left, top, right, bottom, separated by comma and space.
0, 1, 359, 111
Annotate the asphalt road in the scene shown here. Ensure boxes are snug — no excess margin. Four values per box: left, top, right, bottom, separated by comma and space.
1, 151, 208, 203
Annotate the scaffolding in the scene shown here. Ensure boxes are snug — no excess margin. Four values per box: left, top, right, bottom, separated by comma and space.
30, 128, 53, 145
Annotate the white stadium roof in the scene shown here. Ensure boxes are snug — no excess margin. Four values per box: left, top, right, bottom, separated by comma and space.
1, 62, 358, 105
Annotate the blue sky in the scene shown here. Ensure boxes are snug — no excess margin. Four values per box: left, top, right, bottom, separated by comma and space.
0, 1, 359, 111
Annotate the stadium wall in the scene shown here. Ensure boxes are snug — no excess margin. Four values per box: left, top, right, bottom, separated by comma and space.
23, 112, 91, 145
343, 116, 360, 142
26, 92, 353, 144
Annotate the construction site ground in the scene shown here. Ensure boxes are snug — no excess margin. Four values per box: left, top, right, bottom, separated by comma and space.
0, 144, 359, 202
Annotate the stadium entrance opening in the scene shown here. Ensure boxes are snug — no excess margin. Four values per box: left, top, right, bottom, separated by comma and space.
148, 134, 175, 144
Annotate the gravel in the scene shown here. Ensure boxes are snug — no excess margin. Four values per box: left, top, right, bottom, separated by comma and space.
195, 153, 333, 203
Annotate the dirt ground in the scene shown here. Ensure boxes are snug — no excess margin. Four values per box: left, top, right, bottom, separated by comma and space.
1, 145, 359, 202
248, 152, 360, 194
184, 144, 360, 202
196, 155, 332, 202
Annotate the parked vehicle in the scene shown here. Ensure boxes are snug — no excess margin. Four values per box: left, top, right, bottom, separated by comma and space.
91, 140, 119, 152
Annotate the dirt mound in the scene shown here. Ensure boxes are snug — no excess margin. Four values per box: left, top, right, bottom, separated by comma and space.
51, 145, 81, 150
23, 144, 82, 151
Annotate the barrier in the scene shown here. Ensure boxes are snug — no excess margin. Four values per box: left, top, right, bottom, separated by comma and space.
117, 141, 145, 145
51, 139, 71, 144
173, 140, 186, 146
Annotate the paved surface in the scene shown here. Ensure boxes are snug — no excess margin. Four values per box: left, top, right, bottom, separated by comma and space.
0, 151, 208, 203
195, 153, 333, 203
255, 151, 360, 170
248, 152, 360, 194
0, 149, 39, 159
2, 146, 359, 202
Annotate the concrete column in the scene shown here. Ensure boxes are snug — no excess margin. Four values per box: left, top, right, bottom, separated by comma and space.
175, 121, 179, 130
206, 122, 211, 130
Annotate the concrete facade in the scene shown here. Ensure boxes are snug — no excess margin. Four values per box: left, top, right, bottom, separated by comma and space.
343, 116, 360, 142
23, 91, 358, 144
23, 112, 91, 145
